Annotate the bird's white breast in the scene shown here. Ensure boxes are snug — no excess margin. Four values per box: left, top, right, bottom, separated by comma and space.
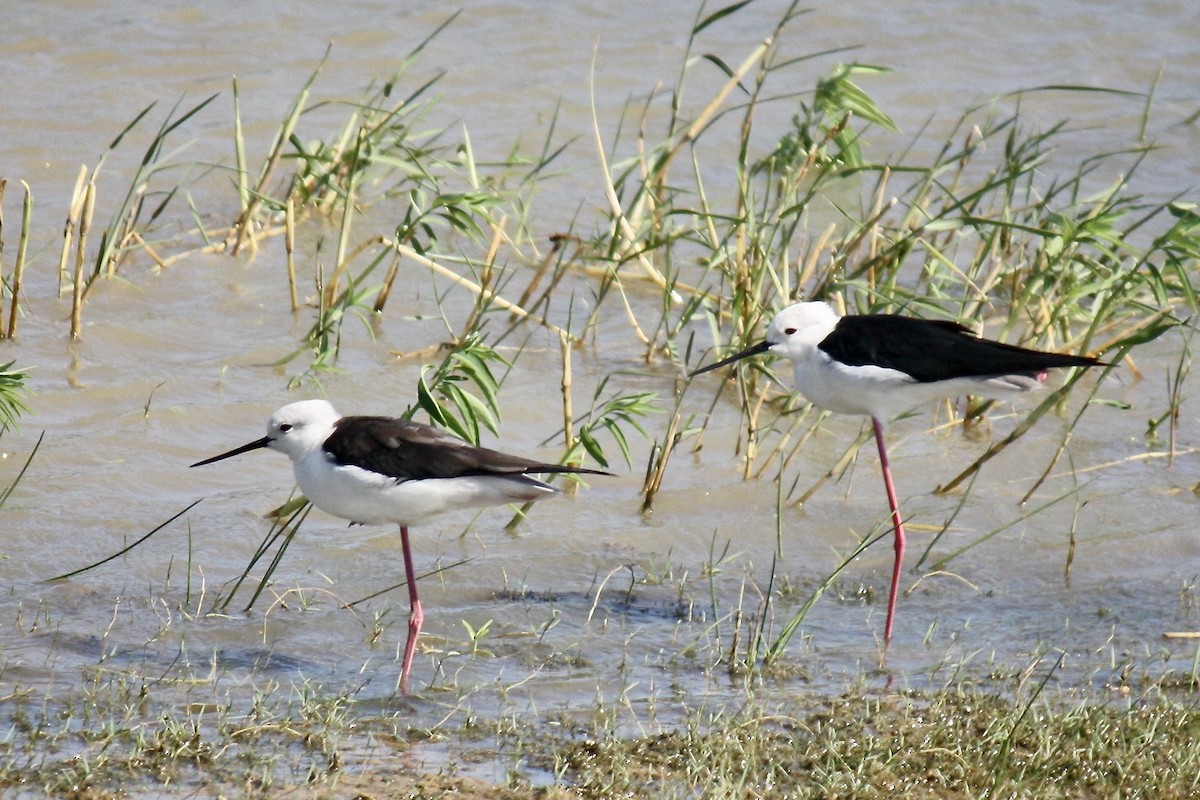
792, 351, 920, 417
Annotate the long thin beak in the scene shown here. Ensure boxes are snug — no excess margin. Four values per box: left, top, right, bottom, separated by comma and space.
190, 435, 272, 467
690, 339, 772, 376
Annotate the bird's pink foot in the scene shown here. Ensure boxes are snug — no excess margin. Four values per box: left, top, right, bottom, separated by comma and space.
399, 598, 424, 695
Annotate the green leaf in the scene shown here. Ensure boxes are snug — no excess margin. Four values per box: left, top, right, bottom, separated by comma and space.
694, 0, 755, 34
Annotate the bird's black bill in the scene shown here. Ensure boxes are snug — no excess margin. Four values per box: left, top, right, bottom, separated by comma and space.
190, 435, 271, 467
690, 339, 771, 376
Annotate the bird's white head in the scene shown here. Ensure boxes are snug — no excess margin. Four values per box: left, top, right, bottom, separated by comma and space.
264, 400, 341, 461
691, 300, 841, 376
763, 301, 840, 360
190, 399, 341, 469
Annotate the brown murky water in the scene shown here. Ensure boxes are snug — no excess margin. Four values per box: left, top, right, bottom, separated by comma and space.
3, 0, 1199, 784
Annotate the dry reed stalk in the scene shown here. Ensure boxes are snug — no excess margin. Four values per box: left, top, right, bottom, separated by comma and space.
57, 167, 89, 297
772, 409, 830, 480
513, 234, 565, 315
127, 231, 166, 270
864, 168, 891, 288
634, 37, 774, 239
516, 242, 585, 332
373, 252, 402, 313
232, 76, 249, 212
322, 128, 362, 307
387, 342, 444, 363
816, 199, 898, 300
1087, 306, 1174, 357
612, 278, 653, 347
640, 397, 682, 513
157, 239, 233, 269
321, 234, 388, 304
541, 258, 707, 299
70, 180, 96, 338
313, 116, 359, 216
390, 240, 569, 339
109, 183, 146, 277
788, 428, 871, 510
0, 190, 25, 341
678, 38, 772, 159
740, 383, 771, 481
753, 407, 815, 480
796, 223, 839, 291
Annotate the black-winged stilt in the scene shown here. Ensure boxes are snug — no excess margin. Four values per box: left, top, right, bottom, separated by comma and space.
692, 301, 1105, 644
191, 399, 611, 694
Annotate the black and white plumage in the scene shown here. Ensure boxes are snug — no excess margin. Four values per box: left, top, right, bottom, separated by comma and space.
191, 399, 611, 693
693, 301, 1105, 644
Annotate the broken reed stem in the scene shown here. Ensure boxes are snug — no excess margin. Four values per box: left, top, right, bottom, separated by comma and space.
514, 235, 564, 315
127, 231, 166, 270
285, 197, 298, 312
390, 240, 570, 339
71, 179, 96, 338
58, 166, 89, 297
373, 251, 402, 313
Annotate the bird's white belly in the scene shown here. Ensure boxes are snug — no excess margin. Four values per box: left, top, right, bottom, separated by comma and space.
791, 353, 1042, 419
293, 455, 558, 526
792, 357, 917, 416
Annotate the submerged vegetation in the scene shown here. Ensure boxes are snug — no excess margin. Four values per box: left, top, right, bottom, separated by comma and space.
2, 1, 1199, 796
3, 665, 1199, 798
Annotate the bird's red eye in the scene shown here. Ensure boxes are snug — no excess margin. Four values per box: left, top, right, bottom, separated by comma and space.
784, 327, 797, 335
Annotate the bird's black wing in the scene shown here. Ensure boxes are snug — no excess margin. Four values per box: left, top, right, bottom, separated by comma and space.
324, 416, 612, 481
821, 315, 1104, 383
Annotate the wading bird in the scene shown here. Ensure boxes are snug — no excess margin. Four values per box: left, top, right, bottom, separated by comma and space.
692, 301, 1104, 643
192, 399, 610, 693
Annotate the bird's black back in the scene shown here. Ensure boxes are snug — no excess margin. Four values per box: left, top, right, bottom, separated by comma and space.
821, 314, 1104, 383
323, 416, 612, 482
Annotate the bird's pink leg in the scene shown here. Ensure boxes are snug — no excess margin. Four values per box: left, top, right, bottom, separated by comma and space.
872, 417, 904, 645
399, 525, 423, 695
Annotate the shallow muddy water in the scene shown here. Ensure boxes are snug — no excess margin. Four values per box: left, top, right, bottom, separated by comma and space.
2, 0, 1200, 787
